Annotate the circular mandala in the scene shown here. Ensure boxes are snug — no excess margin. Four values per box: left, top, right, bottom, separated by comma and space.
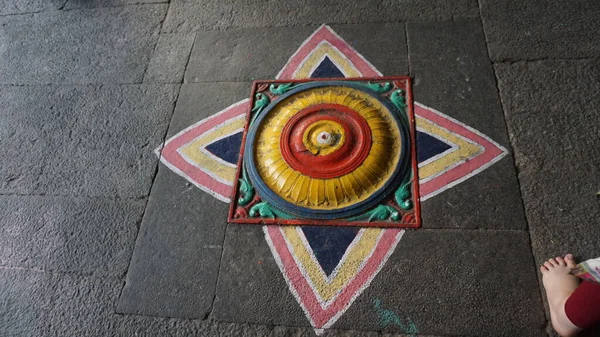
244, 82, 410, 219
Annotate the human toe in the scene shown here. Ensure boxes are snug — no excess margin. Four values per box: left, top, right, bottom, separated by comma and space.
565, 254, 577, 268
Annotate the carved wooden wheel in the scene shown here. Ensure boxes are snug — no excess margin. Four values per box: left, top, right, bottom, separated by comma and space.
229, 78, 421, 228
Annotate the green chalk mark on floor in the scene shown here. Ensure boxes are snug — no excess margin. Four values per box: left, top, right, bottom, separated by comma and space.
373, 298, 418, 336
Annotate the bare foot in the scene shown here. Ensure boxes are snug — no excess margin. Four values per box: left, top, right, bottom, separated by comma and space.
540, 254, 582, 337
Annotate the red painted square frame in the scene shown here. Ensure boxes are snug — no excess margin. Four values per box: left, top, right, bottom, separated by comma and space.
227, 77, 421, 228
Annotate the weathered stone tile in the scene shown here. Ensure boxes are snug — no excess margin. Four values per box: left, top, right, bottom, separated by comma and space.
0, 269, 52, 336
0, 84, 179, 197
164, 82, 252, 134
0, 0, 65, 15
408, 21, 525, 230
494, 60, 600, 259
329, 23, 408, 76
162, 0, 478, 33
495, 60, 600, 337
215, 228, 546, 336
161, 0, 233, 33
184, 26, 317, 82
116, 167, 227, 319
184, 24, 408, 82
0, 196, 144, 276
336, 230, 546, 336
213, 224, 308, 326
117, 82, 250, 319
494, 60, 600, 172
0, 5, 166, 84
64, 0, 166, 10
0, 266, 484, 336
480, 0, 600, 61
144, 33, 196, 83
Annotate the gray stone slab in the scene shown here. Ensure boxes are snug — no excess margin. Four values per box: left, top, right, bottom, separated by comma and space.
0, 196, 144, 276
494, 60, 600, 172
117, 82, 251, 319
184, 26, 317, 83
165, 82, 252, 137
64, 0, 166, 10
184, 24, 408, 83
407, 20, 526, 230
480, 0, 600, 61
116, 166, 227, 319
519, 168, 600, 230
0, 84, 179, 197
161, 0, 233, 33
494, 60, 600, 258
1, 267, 437, 336
213, 224, 309, 327
162, 0, 478, 33
144, 33, 196, 83
0, 5, 166, 85
329, 23, 408, 76
214, 228, 546, 336
335, 230, 546, 336
0, 269, 52, 336
0, 0, 65, 15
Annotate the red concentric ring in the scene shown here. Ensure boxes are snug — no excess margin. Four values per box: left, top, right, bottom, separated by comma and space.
280, 103, 371, 179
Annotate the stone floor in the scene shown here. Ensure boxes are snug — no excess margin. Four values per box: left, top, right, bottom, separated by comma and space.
1, 1, 599, 336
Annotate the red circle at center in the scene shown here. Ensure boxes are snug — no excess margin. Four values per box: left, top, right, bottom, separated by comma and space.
280, 103, 372, 179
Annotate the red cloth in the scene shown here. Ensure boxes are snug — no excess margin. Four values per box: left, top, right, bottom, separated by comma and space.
564, 280, 600, 330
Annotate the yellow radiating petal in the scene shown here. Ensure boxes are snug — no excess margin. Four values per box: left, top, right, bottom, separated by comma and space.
275, 168, 295, 192
350, 171, 368, 193
333, 178, 345, 204
367, 120, 390, 131
317, 89, 326, 103
266, 159, 287, 179
333, 89, 346, 105
262, 155, 282, 168
361, 153, 387, 177
307, 91, 319, 106
342, 93, 356, 107
353, 100, 371, 112
325, 179, 338, 207
317, 179, 325, 205
338, 175, 357, 200
348, 173, 365, 198
297, 175, 310, 204
291, 98, 305, 111
281, 170, 300, 196
309, 178, 320, 206
347, 96, 363, 111
354, 165, 377, 187
362, 109, 381, 120
323, 89, 333, 104
291, 175, 309, 203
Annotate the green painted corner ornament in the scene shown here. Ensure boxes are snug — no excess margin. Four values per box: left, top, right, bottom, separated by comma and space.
237, 168, 254, 206
250, 92, 270, 125
395, 180, 413, 211
363, 81, 392, 93
249, 202, 294, 219
390, 89, 407, 110
269, 83, 297, 95
349, 205, 400, 222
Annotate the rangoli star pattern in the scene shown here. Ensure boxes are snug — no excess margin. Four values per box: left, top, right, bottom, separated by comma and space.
156, 25, 508, 332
